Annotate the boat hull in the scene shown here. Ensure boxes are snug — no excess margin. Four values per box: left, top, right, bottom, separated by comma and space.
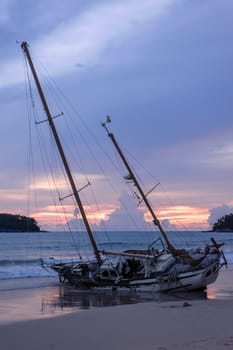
129, 260, 220, 292
50, 257, 221, 293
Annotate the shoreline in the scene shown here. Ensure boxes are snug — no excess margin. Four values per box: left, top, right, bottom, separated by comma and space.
0, 265, 232, 326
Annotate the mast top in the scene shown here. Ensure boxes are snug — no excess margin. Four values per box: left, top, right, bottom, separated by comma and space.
21, 41, 28, 51
101, 115, 112, 134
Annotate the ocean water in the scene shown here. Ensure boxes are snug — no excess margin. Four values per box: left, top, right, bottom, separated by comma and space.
0, 230, 232, 285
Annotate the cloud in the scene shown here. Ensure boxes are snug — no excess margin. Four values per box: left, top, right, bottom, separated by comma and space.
0, 0, 12, 23
0, 60, 23, 88
0, 0, 176, 88
36, 0, 176, 70
1, 0, 233, 232
161, 218, 177, 231
208, 205, 233, 227
98, 190, 146, 231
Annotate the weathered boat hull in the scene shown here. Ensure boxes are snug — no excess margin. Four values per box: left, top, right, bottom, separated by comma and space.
50, 255, 222, 293
130, 259, 220, 292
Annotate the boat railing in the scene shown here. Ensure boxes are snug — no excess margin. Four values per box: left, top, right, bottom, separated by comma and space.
148, 237, 165, 253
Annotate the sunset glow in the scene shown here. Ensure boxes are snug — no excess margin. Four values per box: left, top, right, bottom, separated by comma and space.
28, 200, 211, 231
1, 1, 232, 233
30, 203, 115, 229
144, 205, 209, 230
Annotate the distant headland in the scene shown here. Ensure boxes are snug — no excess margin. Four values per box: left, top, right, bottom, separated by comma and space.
211, 213, 233, 232
0, 213, 40, 232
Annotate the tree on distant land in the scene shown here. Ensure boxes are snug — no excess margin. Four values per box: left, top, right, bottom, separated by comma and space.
212, 213, 233, 232
0, 213, 40, 232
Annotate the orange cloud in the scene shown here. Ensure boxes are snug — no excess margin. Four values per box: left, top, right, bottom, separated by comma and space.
29, 200, 211, 231
30, 203, 115, 229
144, 205, 209, 230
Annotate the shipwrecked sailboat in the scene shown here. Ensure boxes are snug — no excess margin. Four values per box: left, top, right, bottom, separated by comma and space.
21, 41, 227, 292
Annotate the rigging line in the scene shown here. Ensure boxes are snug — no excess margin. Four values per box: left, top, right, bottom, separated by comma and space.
28, 57, 96, 226
124, 147, 161, 185
28, 97, 69, 238
124, 151, 151, 191
51, 157, 86, 257
123, 147, 200, 235
31, 107, 68, 210
31, 54, 85, 122
24, 71, 83, 255
124, 149, 195, 236
60, 125, 92, 185
30, 55, 70, 114
62, 135, 119, 248
57, 200, 82, 259
122, 147, 169, 205
23, 46, 101, 261
73, 140, 149, 236
26, 51, 152, 238
94, 142, 165, 238
24, 55, 45, 259
26, 51, 150, 209
86, 184, 115, 249
25, 53, 137, 225
23, 54, 32, 261
39, 129, 83, 256
29, 56, 93, 178
117, 147, 163, 212
52, 127, 90, 191
37, 128, 83, 257
46, 131, 94, 254
30, 59, 125, 179
27, 81, 89, 257
34, 89, 136, 241
102, 144, 154, 233
30, 63, 89, 181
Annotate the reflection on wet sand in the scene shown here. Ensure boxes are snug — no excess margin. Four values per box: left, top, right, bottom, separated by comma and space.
207, 266, 233, 300
41, 284, 208, 313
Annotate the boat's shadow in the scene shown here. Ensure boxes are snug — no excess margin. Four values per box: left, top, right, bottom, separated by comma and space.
41, 284, 207, 312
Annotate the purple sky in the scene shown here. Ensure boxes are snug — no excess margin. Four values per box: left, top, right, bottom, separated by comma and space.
0, 0, 233, 230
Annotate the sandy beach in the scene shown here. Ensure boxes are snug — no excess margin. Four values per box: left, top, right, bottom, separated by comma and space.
0, 267, 232, 350
0, 299, 233, 350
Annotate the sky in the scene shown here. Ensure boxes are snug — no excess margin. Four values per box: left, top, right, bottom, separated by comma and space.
0, 0, 233, 231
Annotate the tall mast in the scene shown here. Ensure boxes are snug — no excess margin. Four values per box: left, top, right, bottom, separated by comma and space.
21, 42, 102, 265
102, 117, 176, 254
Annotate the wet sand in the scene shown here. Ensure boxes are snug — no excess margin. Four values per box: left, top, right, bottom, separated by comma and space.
0, 298, 233, 349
